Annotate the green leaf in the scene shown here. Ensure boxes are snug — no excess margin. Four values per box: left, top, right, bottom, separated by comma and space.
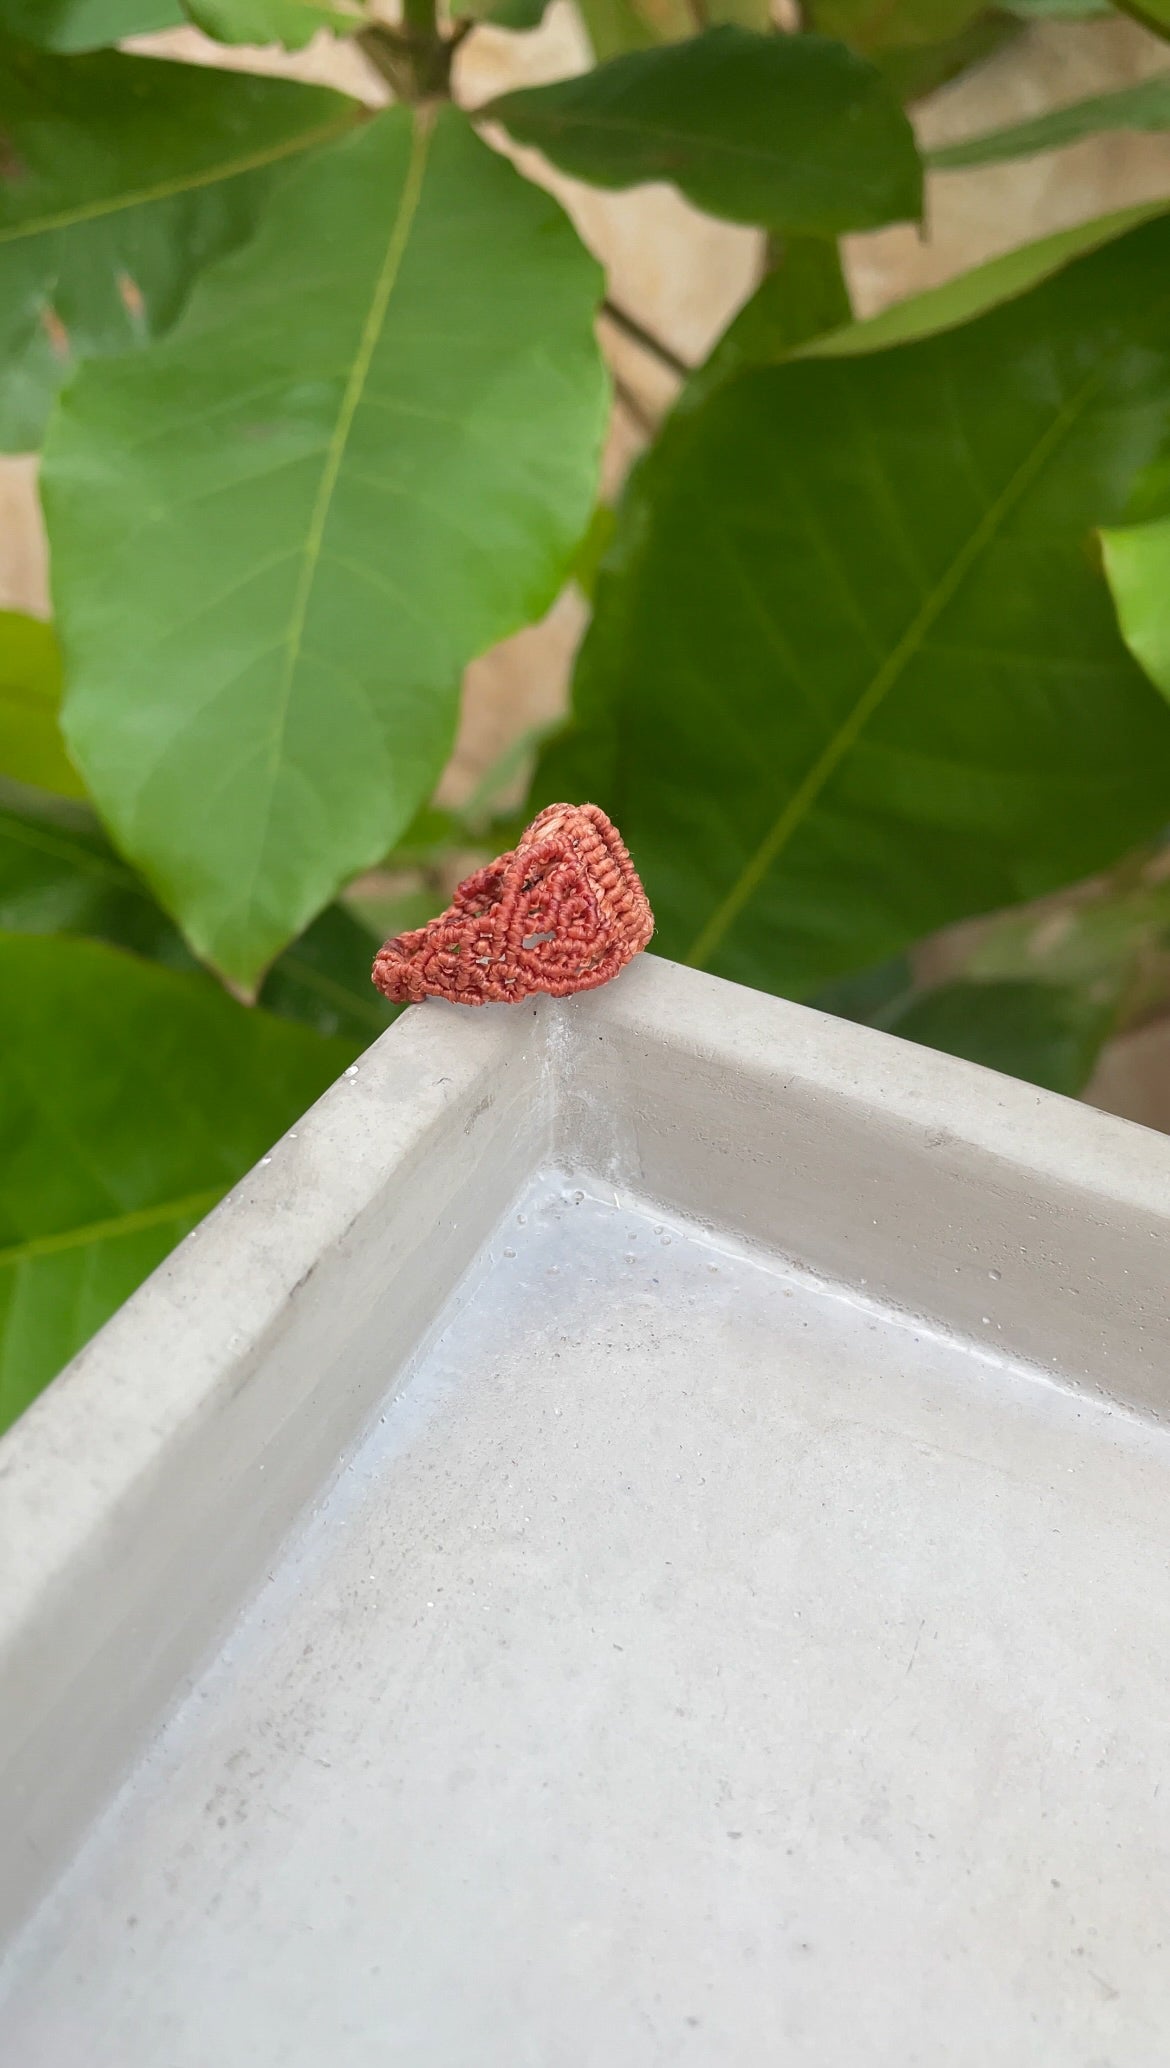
706, 0, 777, 25
572, 503, 617, 600
537, 213, 1170, 998
1113, 0, 1170, 41
576, 0, 769, 56
812, 950, 1116, 1092
1100, 429, 1170, 692
809, 950, 914, 1025
684, 236, 852, 410
805, 0, 983, 51
467, 0, 551, 27
0, 795, 179, 950
182, 0, 359, 47
44, 106, 607, 994
0, 931, 356, 1431
0, 795, 396, 1039
0, 611, 85, 798
0, 43, 357, 451
928, 71, 1170, 168
0, 0, 185, 43
483, 27, 922, 235
577, 0, 777, 61
576, 0, 691, 58
804, 0, 1022, 101
1007, 0, 1107, 16
963, 854, 1170, 1031
1101, 512, 1170, 702
1115, 431, 1170, 526
257, 901, 397, 1037
883, 979, 1114, 1095
874, 11, 1021, 104
806, 199, 1170, 357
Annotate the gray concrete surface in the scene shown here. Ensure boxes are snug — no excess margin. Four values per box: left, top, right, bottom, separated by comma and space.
3, 957, 1170, 2062
4, 1181, 1170, 2064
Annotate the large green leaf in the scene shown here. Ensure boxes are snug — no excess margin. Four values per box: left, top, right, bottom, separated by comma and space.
0, 611, 84, 798
0, 796, 396, 1040
483, 28, 922, 235
0, 44, 357, 450
44, 105, 607, 994
0, 0, 184, 46
0, 932, 356, 1432
537, 214, 1170, 997
684, 237, 852, 411
182, 0, 359, 47
928, 72, 1170, 168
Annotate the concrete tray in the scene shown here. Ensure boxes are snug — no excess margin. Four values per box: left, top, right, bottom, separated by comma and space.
2, 955, 1169, 2064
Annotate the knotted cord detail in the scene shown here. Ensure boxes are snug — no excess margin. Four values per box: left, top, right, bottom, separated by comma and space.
371, 802, 654, 1007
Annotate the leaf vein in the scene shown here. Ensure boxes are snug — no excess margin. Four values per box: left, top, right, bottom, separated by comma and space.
0, 110, 359, 248
0, 1188, 225, 1270
684, 359, 1107, 966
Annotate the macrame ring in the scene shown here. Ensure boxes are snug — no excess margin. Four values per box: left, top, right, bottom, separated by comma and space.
371, 802, 653, 1007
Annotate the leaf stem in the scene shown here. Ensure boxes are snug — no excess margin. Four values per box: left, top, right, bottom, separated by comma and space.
602, 298, 694, 380
358, 11, 460, 100
612, 373, 658, 437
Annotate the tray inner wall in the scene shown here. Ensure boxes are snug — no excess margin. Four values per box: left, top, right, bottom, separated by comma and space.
2, 1180, 1169, 2065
